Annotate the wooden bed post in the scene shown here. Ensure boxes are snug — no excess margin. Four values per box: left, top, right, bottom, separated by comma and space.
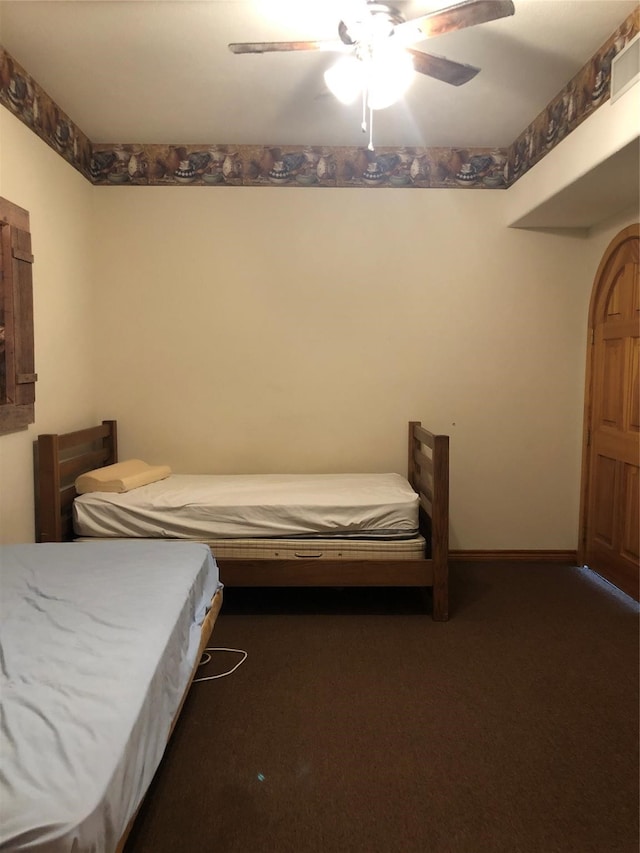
408, 421, 450, 621
103, 419, 118, 466
36, 433, 62, 543
408, 420, 420, 491
431, 434, 449, 621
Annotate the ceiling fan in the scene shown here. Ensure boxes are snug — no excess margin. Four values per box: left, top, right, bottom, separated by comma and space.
229, 0, 516, 88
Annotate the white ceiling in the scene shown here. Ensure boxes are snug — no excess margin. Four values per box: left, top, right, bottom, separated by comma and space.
0, 0, 637, 148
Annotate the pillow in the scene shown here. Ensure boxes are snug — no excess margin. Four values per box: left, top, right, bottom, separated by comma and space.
75, 459, 171, 494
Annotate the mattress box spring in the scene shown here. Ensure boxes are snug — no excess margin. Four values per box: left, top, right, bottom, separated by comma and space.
77, 535, 426, 560
205, 535, 426, 560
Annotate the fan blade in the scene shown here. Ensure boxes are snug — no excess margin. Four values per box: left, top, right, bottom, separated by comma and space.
229, 40, 346, 54
395, 0, 515, 45
407, 49, 480, 85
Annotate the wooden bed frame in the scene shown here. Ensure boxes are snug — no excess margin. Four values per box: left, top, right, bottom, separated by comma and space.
35, 420, 449, 620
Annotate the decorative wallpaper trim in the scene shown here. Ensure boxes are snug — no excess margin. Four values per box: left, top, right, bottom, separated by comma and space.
0, 8, 637, 190
89, 142, 508, 189
507, 7, 638, 185
0, 49, 93, 180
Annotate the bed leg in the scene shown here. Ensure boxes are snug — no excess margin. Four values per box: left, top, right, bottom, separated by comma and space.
430, 433, 449, 621
431, 549, 449, 621
432, 581, 449, 621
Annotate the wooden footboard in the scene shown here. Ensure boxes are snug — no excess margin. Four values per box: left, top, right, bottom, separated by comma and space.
35, 420, 449, 620
408, 421, 449, 621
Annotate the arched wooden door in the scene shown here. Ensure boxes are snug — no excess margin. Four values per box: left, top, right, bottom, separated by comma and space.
579, 223, 639, 600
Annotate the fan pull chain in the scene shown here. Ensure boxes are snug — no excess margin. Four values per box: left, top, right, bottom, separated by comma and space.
360, 83, 376, 152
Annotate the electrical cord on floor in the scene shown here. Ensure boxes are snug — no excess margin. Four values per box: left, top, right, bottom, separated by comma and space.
193, 648, 247, 682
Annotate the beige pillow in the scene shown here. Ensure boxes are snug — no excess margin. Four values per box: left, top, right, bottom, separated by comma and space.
75, 459, 171, 494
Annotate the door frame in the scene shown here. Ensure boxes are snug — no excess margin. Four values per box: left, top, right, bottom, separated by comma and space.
577, 222, 639, 568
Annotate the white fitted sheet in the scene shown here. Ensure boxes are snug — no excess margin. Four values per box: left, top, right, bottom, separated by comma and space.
0, 541, 221, 853
73, 473, 420, 540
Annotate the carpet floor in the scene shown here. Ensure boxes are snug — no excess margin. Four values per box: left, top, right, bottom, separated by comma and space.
125, 562, 639, 853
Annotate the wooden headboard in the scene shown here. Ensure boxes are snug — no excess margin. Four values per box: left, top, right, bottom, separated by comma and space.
35, 420, 118, 542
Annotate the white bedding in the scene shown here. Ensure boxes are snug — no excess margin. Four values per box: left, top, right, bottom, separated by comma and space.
0, 540, 221, 853
73, 473, 420, 540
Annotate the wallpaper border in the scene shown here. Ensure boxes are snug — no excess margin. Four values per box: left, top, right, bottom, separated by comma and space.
0, 8, 637, 190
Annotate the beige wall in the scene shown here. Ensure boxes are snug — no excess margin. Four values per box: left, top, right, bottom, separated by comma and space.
0, 109, 97, 542
91, 185, 619, 551
0, 105, 637, 549
583, 205, 638, 274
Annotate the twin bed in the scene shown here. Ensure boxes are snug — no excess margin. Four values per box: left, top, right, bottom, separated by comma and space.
1, 539, 222, 852
0, 419, 448, 852
35, 419, 449, 620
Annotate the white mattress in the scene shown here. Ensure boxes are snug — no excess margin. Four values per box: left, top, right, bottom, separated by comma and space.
0, 541, 221, 853
73, 473, 420, 540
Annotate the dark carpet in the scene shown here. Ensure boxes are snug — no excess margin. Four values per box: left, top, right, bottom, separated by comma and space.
125, 562, 639, 853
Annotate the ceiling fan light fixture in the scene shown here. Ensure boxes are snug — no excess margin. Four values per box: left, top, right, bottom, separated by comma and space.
325, 44, 414, 110
367, 47, 414, 109
324, 56, 364, 104
230, 0, 517, 150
